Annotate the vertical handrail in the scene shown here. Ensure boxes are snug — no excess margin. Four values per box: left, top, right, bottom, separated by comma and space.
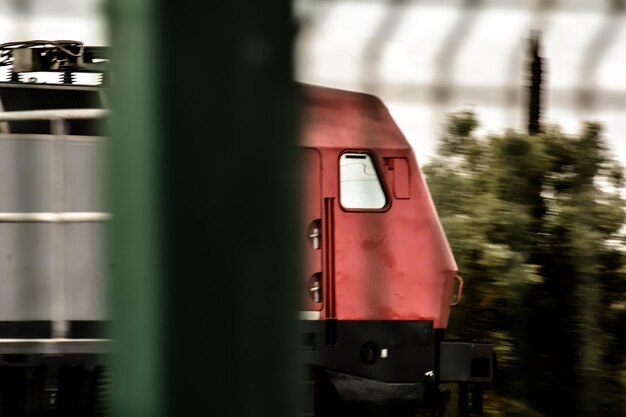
50, 118, 67, 339
452, 275, 463, 306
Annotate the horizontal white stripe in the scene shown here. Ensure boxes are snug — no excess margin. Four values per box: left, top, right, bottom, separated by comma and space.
299, 311, 321, 320
0, 109, 108, 121
0, 133, 104, 142
0, 212, 111, 223
0, 338, 109, 343
0, 338, 111, 354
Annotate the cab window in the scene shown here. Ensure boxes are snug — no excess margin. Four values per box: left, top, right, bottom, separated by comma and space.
339, 153, 386, 209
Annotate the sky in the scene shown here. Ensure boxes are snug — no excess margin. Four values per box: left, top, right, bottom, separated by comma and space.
0, 0, 106, 46
0, 0, 624, 166
295, 0, 626, 166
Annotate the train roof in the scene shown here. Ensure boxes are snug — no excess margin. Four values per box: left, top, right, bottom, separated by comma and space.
300, 84, 412, 150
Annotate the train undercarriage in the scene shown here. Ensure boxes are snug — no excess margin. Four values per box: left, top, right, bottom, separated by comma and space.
0, 341, 109, 417
302, 320, 494, 417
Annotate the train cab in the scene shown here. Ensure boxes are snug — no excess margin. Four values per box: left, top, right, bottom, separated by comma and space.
299, 83, 459, 326
298, 84, 493, 417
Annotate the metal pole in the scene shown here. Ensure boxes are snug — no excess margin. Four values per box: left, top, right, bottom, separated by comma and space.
158, 0, 299, 415
458, 382, 469, 417
108, 1, 162, 417
471, 383, 484, 415
109, 1, 297, 417
50, 118, 67, 339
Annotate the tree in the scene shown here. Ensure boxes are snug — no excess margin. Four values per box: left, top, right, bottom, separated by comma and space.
423, 111, 626, 417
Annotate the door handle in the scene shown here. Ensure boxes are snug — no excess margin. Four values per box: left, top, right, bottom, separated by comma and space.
308, 220, 321, 249
308, 273, 321, 303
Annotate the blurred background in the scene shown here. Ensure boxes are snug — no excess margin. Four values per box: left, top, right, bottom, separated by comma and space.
293, 1, 626, 416
1, 0, 625, 416
0, 1, 107, 45
5, 0, 626, 166
295, 0, 626, 165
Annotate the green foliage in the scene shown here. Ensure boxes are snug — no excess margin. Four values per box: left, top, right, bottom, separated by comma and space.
424, 111, 626, 417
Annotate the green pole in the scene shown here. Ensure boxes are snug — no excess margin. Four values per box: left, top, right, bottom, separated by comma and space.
109, 1, 298, 417
108, 1, 162, 417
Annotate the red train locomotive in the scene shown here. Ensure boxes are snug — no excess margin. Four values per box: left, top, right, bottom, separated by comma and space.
299, 84, 494, 417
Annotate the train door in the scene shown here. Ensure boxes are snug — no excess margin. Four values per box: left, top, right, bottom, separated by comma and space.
334, 151, 392, 319
300, 148, 323, 317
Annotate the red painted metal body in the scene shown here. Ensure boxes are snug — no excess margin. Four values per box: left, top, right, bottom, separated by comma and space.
299, 84, 458, 329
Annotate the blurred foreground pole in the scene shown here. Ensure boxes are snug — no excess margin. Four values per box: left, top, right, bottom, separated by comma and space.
109, 1, 298, 417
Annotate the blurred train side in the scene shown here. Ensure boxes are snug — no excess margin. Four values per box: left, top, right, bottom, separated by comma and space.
0, 83, 109, 416
0, 90, 106, 328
